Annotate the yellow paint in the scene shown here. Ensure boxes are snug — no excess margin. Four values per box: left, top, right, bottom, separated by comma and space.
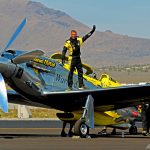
94, 111, 123, 126
50, 53, 93, 75
58, 111, 124, 126
63, 37, 83, 56
99, 74, 121, 88
50, 53, 122, 88
33, 57, 56, 68
33, 68, 39, 74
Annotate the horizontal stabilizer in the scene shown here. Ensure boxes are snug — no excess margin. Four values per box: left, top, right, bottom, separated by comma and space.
12, 50, 44, 64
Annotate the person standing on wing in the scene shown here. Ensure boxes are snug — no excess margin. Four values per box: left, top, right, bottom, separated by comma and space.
62, 25, 96, 90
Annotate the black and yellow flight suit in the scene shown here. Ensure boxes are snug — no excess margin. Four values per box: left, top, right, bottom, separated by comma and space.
62, 25, 96, 89
142, 103, 150, 135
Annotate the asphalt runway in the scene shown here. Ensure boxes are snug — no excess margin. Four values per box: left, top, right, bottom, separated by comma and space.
0, 120, 149, 150
0, 119, 142, 128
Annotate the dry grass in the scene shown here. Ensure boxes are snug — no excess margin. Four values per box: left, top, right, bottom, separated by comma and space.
31, 109, 62, 118
0, 109, 18, 118
0, 109, 62, 118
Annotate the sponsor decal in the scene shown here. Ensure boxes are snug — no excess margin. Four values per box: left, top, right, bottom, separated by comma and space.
55, 73, 78, 88
33, 58, 56, 68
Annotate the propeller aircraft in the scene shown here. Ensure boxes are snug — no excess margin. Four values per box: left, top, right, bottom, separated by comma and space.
0, 18, 149, 138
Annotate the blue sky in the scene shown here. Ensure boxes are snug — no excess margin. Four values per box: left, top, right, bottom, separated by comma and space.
34, 0, 150, 39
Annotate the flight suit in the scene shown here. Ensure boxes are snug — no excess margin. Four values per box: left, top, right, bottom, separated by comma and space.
62, 26, 96, 89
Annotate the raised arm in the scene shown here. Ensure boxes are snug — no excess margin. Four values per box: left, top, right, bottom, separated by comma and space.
82, 25, 96, 42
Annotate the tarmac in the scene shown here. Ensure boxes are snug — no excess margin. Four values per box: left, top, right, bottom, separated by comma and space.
0, 119, 149, 150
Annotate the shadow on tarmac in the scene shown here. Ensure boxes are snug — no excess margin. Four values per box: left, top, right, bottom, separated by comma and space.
0, 132, 149, 139
0, 134, 61, 139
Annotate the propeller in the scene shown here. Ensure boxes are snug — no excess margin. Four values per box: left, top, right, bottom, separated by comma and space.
2, 18, 27, 53
0, 73, 8, 112
0, 18, 44, 112
0, 18, 27, 112
0, 18, 26, 112
12, 49, 44, 64
1, 18, 44, 64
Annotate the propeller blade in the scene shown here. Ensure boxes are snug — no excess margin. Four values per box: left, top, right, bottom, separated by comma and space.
12, 50, 44, 64
0, 73, 8, 113
2, 18, 27, 52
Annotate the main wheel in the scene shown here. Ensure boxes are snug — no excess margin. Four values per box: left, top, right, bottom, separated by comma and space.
74, 119, 89, 138
129, 125, 137, 135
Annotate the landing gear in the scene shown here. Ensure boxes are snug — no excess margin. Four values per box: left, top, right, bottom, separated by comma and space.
74, 119, 89, 138
60, 95, 94, 138
111, 128, 117, 135
129, 125, 137, 135
74, 95, 94, 138
60, 121, 74, 137
57, 112, 75, 137
68, 123, 74, 137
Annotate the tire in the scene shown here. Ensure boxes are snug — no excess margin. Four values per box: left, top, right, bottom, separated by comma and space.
129, 125, 137, 135
74, 119, 89, 138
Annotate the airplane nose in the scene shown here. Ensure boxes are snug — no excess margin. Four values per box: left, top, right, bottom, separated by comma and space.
0, 57, 16, 78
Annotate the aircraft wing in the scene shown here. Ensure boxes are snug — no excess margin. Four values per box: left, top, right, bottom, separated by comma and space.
41, 84, 150, 112
7, 90, 47, 107
7, 90, 30, 105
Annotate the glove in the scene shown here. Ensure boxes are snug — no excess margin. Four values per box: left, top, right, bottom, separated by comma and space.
62, 59, 64, 64
90, 25, 96, 34
92, 25, 96, 31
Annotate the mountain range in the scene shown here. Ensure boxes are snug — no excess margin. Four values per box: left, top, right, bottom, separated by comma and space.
0, 0, 150, 67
